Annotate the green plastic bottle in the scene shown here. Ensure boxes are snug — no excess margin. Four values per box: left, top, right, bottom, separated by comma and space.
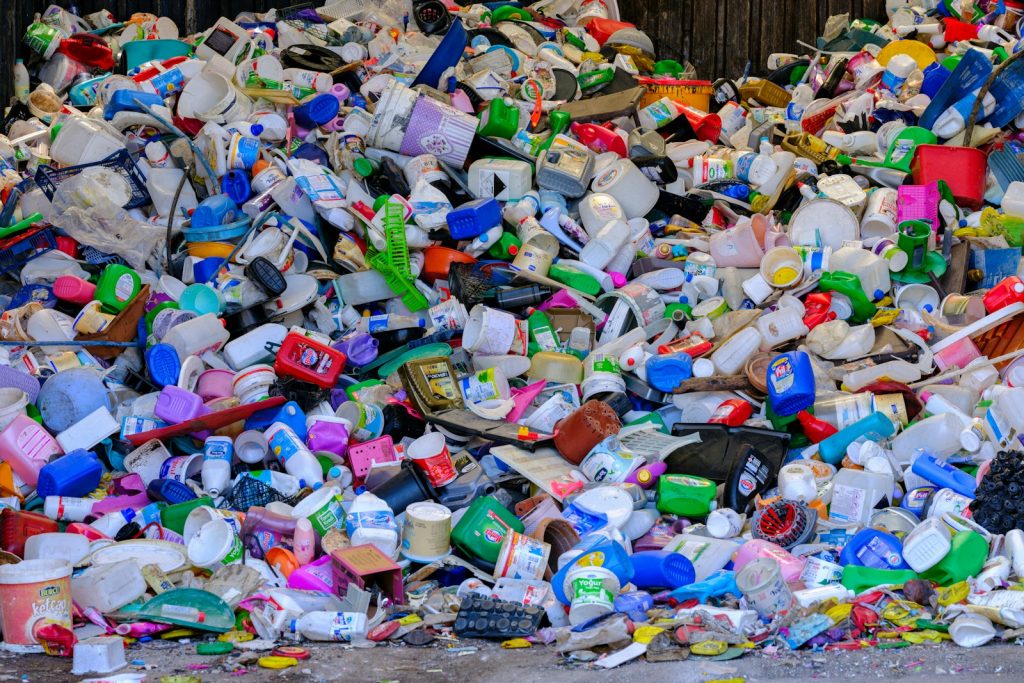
656, 474, 717, 517
96, 263, 142, 313
818, 271, 877, 323
477, 98, 520, 139
841, 565, 918, 594
487, 232, 521, 260
527, 308, 560, 355
920, 530, 988, 586
549, 262, 601, 296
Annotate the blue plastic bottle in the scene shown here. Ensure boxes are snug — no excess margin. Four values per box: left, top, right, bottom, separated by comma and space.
191, 194, 239, 229
36, 449, 102, 498
766, 351, 815, 416
147, 478, 198, 505
645, 353, 693, 393
817, 411, 896, 465
911, 454, 977, 498
629, 551, 696, 589
839, 528, 911, 570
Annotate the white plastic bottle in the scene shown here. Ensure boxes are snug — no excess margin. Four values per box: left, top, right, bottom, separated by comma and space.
43, 496, 95, 522
982, 386, 1024, 449
265, 422, 325, 488
294, 518, 315, 565
289, 611, 368, 641
202, 436, 234, 497
14, 59, 30, 104
890, 412, 966, 465
881, 53, 916, 93
345, 492, 399, 558
579, 219, 630, 270
145, 140, 173, 169
732, 150, 778, 186
90, 508, 137, 537
354, 313, 425, 333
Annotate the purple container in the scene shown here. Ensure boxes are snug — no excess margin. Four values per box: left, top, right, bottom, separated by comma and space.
333, 332, 379, 367
399, 95, 477, 167
154, 385, 206, 424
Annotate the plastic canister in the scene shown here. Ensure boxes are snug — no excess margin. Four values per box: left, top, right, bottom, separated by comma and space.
757, 306, 809, 350
590, 159, 659, 219
766, 351, 815, 416
778, 461, 818, 502
828, 468, 895, 527
0, 559, 72, 646
187, 518, 244, 568
291, 485, 344, 537
450, 495, 525, 564
0, 414, 63, 486
901, 516, 951, 573
656, 474, 717, 517
710, 327, 763, 375
36, 449, 101, 498
401, 501, 452, 562
49, 116, 124, 166
629, 550, 696, 589
760, 247, 804, 288
839, 528, 910, 570
494, 530, 551, 581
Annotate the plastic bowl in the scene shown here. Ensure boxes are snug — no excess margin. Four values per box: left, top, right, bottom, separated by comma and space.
421, 246, 477, 283
121, 40, 192, 71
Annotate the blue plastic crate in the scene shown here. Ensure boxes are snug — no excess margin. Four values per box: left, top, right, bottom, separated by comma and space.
0, 225, 58, 275
35, 149, 151, 210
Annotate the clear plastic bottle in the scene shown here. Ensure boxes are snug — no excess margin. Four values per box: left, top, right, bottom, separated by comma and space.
289, 611, 368, 641
890, 412, 966, 465
813, 393, 875, 430
14, 59, 30, 104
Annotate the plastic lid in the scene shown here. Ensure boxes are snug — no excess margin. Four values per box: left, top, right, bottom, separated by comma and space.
354, 157, 376, 178
960, 428, 981, 452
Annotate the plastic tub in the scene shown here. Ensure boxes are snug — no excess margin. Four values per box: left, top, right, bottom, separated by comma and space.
911, 145, 987, 210
0, 559, 72, 646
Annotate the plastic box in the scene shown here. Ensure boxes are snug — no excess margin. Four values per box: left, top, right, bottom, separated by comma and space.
911, 145, 987, 210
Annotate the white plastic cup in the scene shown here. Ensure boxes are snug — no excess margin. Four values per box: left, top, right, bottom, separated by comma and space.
235, 430, 269, 464
735, 557, 793, 618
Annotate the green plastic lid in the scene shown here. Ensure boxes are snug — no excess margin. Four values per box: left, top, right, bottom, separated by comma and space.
353, 157, 377, 178
197, 641, 234, 655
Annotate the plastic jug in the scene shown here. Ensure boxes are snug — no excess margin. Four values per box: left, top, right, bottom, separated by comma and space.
0, 415, 63, 486
95, 264, 142, 313
920, 530, 988, 585
710, 327, 763, 375
656, 474, 717, 517
36, 449, 102, 498
828, 468, 895, 526
450, 495, 524, 564
662, 534, 741, 581
50, 115, 125, 166
829, 247, 891, 301
982, 386, 1024, 449
911, 454, 977, 498
841, 565, 918, 593
766, 351, 816, 416
629, 551, 695, 589
733, 539, 805, 582
839, 529, 911, 570
891, 413, 968, 465
817, 411, 895, 465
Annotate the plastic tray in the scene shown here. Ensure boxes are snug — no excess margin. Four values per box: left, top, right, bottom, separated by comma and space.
35, 150, 150, 210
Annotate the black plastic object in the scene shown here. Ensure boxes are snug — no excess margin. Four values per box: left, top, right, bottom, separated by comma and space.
658, 109, 698, 144
654, 191, 710, 225
245, 256, 287, 297
970, 450, 1024, 533
371, 327, 427, 354
751, 500, 818, 549
380, 403, 427, 443
223, 303, 271, 336
413, 0, 452, 35
280, 44, 345, 73
712, 78, 740, 110
484, 284, 551, 311
667, 424, 790, 483
632, 155, 679, 185
453, 596, 544, 639
369, 460, 437, 514
724, 445, 776, 513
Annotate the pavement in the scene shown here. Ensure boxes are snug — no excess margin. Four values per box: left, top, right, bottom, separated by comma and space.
5, 639, 1024, 683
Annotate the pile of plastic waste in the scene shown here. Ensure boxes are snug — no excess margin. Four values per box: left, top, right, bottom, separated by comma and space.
7, 0, 1024, 674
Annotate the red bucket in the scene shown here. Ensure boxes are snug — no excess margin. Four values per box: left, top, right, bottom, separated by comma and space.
910, 144, 987, 210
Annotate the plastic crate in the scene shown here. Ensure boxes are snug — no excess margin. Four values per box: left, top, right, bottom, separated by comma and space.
35, 149, 150, 210
0, 224, 58, 275
222, 474, 305, 513
636, 78, 713, 111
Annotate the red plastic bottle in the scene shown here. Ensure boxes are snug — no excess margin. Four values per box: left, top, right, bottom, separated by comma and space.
570, 122, 628, 157
803, 292, 837, 330
708, 399, 753, 426
796, 410, 838, 443
983, 276, 1024, 313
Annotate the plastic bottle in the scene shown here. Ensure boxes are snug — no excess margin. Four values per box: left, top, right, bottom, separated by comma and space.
14, 59, 30, 104
289, 611, 368, 641
265, 422, 324, 489
891, 412, 971, 465
766, 351, 816, 416
932, 89, 997, 138
44, 495, 95, 522
201, 436, 233, 497
656, 474, 717, 517
724, 445, 773, 512
732, 150, 778, 186
345, 492, 399, 558
644, 353, 693, 393
911, 454, 977, 498
527, 308, 561, 354
707, 398, 753, 426
813, 393, 876, 430
353, 313, 425, 333
901, 517, 951, 572
293, 517, 315, 565
817, 411, 896, 466
89, 508, 136, 537
240, 506, 299, 556
881, 53, 917, 93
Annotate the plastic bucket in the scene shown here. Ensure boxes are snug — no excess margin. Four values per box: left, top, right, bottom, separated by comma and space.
760, 247, 804, 288
462, 305, 517, 355
494, 530, 551, 580
232, 364, 276, 404
401, 501, 452, 562
894, 283, 940, 313
0, 388, 29, 431
0, 559, 72, 647
367, 79, 418, 151
183, 505, 244, 544
407, 432, 458, 487
911, 145, 987, 210
399, 94, 478, 167
187, 518, 244, 567
735, 557, 793, 618
336, 401, 384, 443
290, 485, 343, 536
566, 565, 620, 625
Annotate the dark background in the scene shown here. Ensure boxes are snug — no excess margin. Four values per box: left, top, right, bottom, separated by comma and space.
1, 0, 887, 111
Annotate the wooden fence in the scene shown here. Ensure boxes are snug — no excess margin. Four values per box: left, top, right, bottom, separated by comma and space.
1, 0, 888, 111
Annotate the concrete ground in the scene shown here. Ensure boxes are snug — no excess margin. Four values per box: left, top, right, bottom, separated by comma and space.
5, 639, 1024, 683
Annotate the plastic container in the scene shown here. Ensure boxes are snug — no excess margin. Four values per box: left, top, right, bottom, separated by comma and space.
71, 561, 146, 613
187, 518, 244, 568
766, 351, 815, 417
839, 529, 910, 570
0, 559, 72, 646
891, 412, 970, 465
710, 327, 763, 375
451, 495, 524, 565
735, 557, 793, 618
911, 454, 977, 498
920, 530, 987, 585
345, 491, 399, 558
817, 411, 896, 465
911, 145, 987, 210
901, 517, 951, 573
656, 474, 717, 517
828, 468, 895, 527
0, 414, 63, 486
566, 565, 620, 625
629, 550, 696, 589
36, 449, 102, 498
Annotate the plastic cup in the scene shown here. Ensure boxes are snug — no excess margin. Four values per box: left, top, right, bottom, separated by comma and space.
407, 432, 458, 487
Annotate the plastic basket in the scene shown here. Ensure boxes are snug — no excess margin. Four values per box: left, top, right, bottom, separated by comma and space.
636, 78, 713, 111
221, 474, 305, 513
34, 150, 150, 210
448, 261, 517, 306
0, 224, 58, 275
281, 2, 341, 46
367, 202, 429, 311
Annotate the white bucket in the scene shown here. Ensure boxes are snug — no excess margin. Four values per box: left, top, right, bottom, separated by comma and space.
187, 518, 244, 568
566, 565, 620, 625
735, 557, 793, 618
367, 79, 418, 151
232, 364, 277, 404
290, 485, 344, 536
494, 530, 551, 580
0, 388, 29, 431
463, 305, 517, 355
401, 501, 452, 562
183, 505, 244, 544
178, 72, 253, 123
123, 439, 172, 485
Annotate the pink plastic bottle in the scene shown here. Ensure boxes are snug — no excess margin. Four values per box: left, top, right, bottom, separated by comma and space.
0, 414, 62, 485
53, 275, 97, 305
294, 518, 315, 565
732, 539, 805, 582
287, 555, 333, 591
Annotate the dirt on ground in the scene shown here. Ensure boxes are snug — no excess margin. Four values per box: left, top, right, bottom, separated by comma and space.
4, 639, 1024, 683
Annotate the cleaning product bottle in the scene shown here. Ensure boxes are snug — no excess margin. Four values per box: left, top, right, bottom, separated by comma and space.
201, 436, 233, 497
644, 352, 693, 393
265, 422, 324, 489
14, 59, 30, 104
656, 474, 717, 517
911, 454, 977, 498
289, 611, 368, 641
797, 411, 838, 442
724, 445, 774, 513
293, 518, 315, 565
527, 308, 561, 354
766, 351, 816, 416
345, 492, 399, 558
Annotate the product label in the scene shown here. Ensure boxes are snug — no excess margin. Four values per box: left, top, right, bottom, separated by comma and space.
204, 438, 233, 462
268, 428, 304, 464
345, 509, 397, 537
829, 483, 865, 524
856, 534, 903, 569
460, 369, 501, 405
114, 273, 136, 302
329, 614, 359, 641
148, 67, 185, 97
768, 355, 796, 394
